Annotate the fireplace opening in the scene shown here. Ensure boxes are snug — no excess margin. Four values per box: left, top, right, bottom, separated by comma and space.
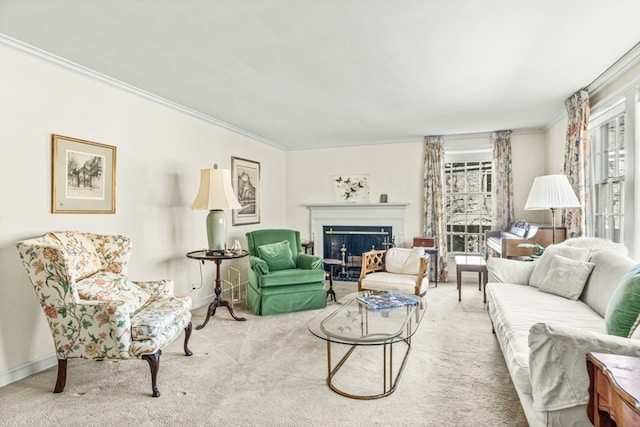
323, 225, 393, 280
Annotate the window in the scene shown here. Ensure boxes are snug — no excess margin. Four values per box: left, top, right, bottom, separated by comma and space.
589, 81, 639, 253
444, 160, 492, 255
590, 100, 625, 242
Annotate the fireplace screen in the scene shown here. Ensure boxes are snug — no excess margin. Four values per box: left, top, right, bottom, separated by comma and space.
323, 225, 393, 280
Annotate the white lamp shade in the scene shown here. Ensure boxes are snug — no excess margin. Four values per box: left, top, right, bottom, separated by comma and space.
524, 174, 581, 210
191, 168, 241, 211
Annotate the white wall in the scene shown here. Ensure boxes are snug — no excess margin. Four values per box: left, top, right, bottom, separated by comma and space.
286, 141, 425, 247
0, 44, 286, 383
285, 132, 547, 250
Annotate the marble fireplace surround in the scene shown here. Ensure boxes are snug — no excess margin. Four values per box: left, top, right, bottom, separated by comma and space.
305, 203, 409, 257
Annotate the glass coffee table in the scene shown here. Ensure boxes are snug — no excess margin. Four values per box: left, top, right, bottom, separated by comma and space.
307, 291, 426, 399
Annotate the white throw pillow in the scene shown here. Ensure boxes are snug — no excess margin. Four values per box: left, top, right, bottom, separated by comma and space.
385, 248, 423, 275
538, 255, 595, 300
529, 245, 591, 288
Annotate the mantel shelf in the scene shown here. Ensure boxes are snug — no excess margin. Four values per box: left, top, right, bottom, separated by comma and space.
304, 203, 409, 208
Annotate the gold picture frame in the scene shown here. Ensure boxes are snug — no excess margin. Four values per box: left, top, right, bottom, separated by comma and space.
231, 156, 260, 225
52, 134, 116, 214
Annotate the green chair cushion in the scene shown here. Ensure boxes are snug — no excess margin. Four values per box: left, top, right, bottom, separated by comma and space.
258, 268, 325, 288
605, 264, 640, 337
256, 240, 296, 271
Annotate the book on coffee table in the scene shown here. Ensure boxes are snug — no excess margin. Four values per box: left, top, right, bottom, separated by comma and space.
357, 292, 420, 311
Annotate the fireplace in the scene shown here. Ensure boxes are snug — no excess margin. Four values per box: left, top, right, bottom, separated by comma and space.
306, 203, 408, 279
323, 225, 393, 279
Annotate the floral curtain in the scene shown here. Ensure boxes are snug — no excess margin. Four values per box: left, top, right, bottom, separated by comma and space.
491, 130, 514, 230
563, 89, 590, 237
423, 136, 448, 282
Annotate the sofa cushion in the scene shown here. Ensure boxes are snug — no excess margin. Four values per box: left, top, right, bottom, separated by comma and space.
538, 255, 594, 300
605, 264, 640, 337
257, 240, 296, 271
528, 245, 591, 288
561, 237, 629, 256
76, 271, 152, 313
385, 248, 423, 275
257, 268, 325, 287
361, 272, 426, 294
48, 231, 103, 280
486, 283, 605, 396
580, 249, 637, 317
487, 257, 536, 285
131, 296, 192, 340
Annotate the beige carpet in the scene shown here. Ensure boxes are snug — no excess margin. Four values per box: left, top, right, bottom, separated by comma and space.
0, 280, 527, 427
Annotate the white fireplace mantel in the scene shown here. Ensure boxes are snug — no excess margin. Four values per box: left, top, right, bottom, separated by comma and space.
305, 203, 409, 256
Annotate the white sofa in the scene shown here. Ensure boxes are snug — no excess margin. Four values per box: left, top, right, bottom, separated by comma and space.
486, 238, 640, 427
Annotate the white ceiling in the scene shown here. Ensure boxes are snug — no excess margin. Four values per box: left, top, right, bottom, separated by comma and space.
1, 1, 639, 150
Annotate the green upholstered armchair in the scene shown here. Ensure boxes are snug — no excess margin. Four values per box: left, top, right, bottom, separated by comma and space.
245, 229, 326, 315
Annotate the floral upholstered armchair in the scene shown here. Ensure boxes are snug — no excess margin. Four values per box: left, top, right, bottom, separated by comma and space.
16, 231, 193, 397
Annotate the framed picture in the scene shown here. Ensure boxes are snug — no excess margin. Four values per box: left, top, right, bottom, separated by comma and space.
51, 134, 116, 214
231, 156, 260, 225
334, 174, 370, 202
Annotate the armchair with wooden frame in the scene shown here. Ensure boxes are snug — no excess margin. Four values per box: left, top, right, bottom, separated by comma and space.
357, 247, 429, 296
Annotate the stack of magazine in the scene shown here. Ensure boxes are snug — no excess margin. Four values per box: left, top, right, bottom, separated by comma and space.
357, 292, 420, 311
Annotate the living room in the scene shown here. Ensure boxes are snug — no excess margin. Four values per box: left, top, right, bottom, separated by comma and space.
1, 2, 640, 426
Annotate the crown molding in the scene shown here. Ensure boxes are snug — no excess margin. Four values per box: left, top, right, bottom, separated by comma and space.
588, 42, 640, 94
0, 34, 285, 150
294, 127, 545, 150
546, 42, 640, 130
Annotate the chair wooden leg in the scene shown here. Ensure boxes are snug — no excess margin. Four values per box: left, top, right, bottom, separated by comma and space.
184, 321, 193, 356
53, 359, 67, 393
142, 350, 162, 397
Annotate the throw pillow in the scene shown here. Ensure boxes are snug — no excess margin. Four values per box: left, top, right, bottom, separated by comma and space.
605, 264, 640, 337
528, 245, 591, 288
256, 240, 296, 271
538, 255, 595, 300
629, 313, 640, 339
385, 248, 423, 275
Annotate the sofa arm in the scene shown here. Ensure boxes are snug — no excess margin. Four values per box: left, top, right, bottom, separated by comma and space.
296, 253, 323, 270
51, 299, 132, 359
486, 257, 535, 284
528, 322, 640, 412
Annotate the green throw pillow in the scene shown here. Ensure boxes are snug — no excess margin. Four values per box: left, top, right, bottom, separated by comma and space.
256, 240, 296, 272
605, 264, 640, 337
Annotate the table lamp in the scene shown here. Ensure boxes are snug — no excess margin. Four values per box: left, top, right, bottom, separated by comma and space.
524, 174, 581, 244
191, 164, 242, 252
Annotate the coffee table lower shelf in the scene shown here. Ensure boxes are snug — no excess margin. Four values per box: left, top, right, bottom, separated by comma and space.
325, 335, 413, 400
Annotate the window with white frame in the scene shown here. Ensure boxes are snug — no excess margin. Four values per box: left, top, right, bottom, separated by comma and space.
590, 100, 625, 242
444, 145, 492, 255
589, 84, 638, 248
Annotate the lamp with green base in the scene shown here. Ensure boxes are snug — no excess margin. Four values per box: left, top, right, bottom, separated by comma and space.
191, 164, 242, 252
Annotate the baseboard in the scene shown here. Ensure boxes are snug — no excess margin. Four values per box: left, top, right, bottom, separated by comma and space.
191, 293, 215, 310
0, 352, 58, 388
